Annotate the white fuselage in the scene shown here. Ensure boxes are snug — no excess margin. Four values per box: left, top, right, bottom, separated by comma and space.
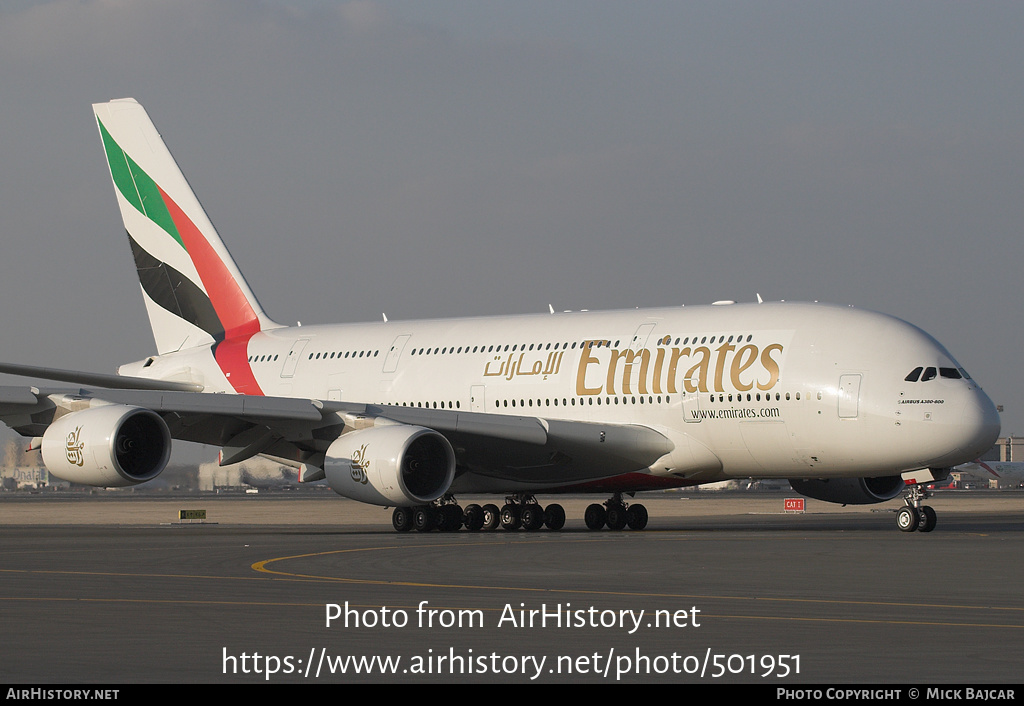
123, 301, 1000, 492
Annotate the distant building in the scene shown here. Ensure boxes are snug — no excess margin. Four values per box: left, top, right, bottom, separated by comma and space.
198, 457, 295, 491
0, 439, 58, 489
988, 436, 1023, 462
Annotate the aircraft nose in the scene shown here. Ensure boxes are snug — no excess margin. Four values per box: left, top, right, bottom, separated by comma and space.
958, 390, 1001, 460
916, 387, 1001, 469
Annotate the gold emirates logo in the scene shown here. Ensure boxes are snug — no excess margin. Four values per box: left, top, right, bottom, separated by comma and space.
349, 444, 369, 485
479, 338, 786, 396
573, 339, 784, 396
65, 426, 85, 467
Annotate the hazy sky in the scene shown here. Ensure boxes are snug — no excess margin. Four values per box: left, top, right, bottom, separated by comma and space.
1, 2, 1022, 442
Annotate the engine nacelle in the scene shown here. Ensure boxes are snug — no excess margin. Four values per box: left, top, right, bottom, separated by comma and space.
789, 476, 905, 505
325, 425, 455, 506
41, 405, 171, 487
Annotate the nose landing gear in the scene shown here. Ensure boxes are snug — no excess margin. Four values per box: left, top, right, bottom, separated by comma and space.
897, 484, 936, 533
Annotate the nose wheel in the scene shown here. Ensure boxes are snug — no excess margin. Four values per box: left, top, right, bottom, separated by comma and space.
898, 484, 936, 533
896, 505, 919, 532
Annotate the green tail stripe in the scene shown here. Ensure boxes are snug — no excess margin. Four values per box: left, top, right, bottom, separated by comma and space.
97, 118, 184, 250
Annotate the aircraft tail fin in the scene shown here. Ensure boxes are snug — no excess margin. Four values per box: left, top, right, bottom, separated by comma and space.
93, 98, 281, 356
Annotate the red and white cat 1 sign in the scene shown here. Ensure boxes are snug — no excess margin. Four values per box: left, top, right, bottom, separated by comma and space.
784, 498, 805, 512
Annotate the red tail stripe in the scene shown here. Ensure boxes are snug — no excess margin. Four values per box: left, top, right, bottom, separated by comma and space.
157, 186, 263, 394
214, 334, 264, 396
158, 186, 260, 341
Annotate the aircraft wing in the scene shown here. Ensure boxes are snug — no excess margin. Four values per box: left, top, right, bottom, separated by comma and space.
332, 402, 674, 484
0, 362, 202, 392
0, 380, 673, 486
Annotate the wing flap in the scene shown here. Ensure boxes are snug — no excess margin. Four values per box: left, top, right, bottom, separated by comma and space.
0, 386, 43, 405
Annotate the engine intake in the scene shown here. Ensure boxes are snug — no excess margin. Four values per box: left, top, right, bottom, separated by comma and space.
325, 425, 455, 506
789, 476, 905, 505
41, 405, 171, 487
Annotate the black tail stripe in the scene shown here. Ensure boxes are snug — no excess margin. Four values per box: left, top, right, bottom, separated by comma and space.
127, 232, 225, 340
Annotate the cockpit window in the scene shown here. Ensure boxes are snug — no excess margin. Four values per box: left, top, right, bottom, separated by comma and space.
906, 366, 965, 382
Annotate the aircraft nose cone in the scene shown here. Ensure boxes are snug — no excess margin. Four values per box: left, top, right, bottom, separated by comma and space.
919, 388, 1001, 469
961, 391, 1001, 459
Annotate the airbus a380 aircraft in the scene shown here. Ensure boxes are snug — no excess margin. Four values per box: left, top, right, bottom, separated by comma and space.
0, 99, 1001, 533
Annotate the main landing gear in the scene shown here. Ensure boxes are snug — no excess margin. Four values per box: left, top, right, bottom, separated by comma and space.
391, 494, 566, 533
896, 484, 937, 533
390, 493, 651, 532
584, 493, 648, 531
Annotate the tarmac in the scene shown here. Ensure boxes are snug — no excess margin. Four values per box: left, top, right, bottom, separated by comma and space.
2, 490, 1022, 684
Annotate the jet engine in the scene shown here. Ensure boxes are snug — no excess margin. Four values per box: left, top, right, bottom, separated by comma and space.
41, 405, 171, 487
324, 425, 456, 506
788, 476, 905, 505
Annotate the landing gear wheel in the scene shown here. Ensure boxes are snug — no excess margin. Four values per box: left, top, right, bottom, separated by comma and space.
626, 504, 648, 530
584, 503, 606, 530
464, 504, 484, 531
917, 505, 937, 533
392, 507, 413, 532
433, 504, 459, 532
896, 505, 919, 532
413, 507, 436, 532
500, 504, 521, 531
899, 483, 938, 534
544, 503, 566, 531
605, 504, 627, 531
481, 504, 500, 531
520, 504, 545, 531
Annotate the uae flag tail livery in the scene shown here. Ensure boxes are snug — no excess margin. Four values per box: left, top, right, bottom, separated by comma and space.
94, 99, 282, 394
